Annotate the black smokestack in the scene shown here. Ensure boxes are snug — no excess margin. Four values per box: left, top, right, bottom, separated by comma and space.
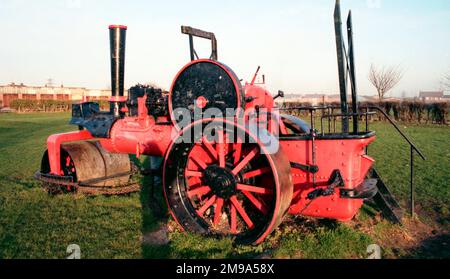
333, 0, 349, 134
109, 25, 127, 116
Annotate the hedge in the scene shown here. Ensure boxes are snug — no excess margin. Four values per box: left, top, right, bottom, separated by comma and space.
361, 101, 448, 125
9, 99, 110, 113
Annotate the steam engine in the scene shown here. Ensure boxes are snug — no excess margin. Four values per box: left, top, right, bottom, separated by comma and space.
37, 15, 378, 244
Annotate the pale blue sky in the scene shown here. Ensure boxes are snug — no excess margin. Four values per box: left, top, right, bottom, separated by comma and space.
1, 0, 449, 97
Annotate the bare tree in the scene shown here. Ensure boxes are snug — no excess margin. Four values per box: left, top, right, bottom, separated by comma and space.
368, 64, 404, 101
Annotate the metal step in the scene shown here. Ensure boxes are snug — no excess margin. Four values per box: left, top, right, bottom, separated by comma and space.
368, 168, 404, 224
341, 178, 378, 199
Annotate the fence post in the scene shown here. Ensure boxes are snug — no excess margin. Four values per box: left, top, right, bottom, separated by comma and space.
410, 145, 415, 218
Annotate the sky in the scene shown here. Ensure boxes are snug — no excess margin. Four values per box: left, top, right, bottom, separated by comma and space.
0, 0, 449, 97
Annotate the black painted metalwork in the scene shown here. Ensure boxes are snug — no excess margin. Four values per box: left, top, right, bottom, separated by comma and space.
70, 102, 115, 138
181, 26, 218, 61
307, 170, 344, 200
109, 25, 127, 117
347, 11, 359, 134
146, 87, 168, 117
310, 110, 317, 186
203, 165, 238, 199
290, 162, 319, 174
368, 106, 426, 160
273, 90, 285, 100
278, 106, 376, 140
341, 179, 378, 199
369, 168, 404, 223
170, 61, 244, 127
127, 85, 168, 117
411, 145, 415, 217
127, 85, 146, 116
334, 0, 349, 134
189, 35, 195, 61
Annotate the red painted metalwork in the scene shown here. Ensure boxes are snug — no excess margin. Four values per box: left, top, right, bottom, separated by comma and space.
244, 84, 275, 110
109, 25, 128, 30
109, 96, 128, 103
46, 130, 94, 175
283, 137, 375, 220
99, 115, 174, 158
195, 96, 209, 109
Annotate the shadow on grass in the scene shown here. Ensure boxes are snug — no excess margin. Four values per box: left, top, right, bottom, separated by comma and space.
402, 233, 450, 259
131, 156, 172, 259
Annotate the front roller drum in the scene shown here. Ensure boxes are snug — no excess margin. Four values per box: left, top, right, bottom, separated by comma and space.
163, 119, 293, 244
39, 141, 133, 194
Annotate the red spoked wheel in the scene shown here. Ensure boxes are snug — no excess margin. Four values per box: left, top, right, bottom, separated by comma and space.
163, 119, 293, 244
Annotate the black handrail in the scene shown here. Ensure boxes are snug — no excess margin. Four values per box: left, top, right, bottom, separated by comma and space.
368, 106, 426, 160
367, 106, 426, 218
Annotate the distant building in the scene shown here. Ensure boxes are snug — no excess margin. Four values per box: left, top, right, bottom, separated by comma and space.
419, 91, 444, 102
282, 94, 342, 105
359, 95, 378, 102
0, 83, 112, 107
383, 97, 401, 102
280, 93, 378, 105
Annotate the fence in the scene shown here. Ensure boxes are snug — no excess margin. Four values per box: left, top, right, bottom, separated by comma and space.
281, 101, 449, 125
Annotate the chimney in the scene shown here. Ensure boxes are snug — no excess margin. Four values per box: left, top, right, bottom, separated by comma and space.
109, 25, 127, 117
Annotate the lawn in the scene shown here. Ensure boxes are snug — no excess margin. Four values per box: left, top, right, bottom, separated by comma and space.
0, 112, 448, 259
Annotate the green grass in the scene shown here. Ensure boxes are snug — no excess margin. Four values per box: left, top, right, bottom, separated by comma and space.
369, 122, 450, 222
0, 113, 448, 259
273, 224, 372, 259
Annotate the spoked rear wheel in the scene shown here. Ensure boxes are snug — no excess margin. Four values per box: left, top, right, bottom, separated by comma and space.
163, 119, 292, 244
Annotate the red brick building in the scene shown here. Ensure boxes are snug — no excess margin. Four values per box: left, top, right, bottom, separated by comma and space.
0, 83, 111, 107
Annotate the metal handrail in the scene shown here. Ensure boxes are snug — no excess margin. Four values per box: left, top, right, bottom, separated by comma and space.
368, 106, 426, 160
279, 106, 331, 111
367, 105, 426, 218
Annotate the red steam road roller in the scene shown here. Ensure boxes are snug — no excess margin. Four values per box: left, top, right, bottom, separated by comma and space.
36, 2, 380, 244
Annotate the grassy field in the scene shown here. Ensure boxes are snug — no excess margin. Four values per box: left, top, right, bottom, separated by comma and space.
0, 112, 448, 259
